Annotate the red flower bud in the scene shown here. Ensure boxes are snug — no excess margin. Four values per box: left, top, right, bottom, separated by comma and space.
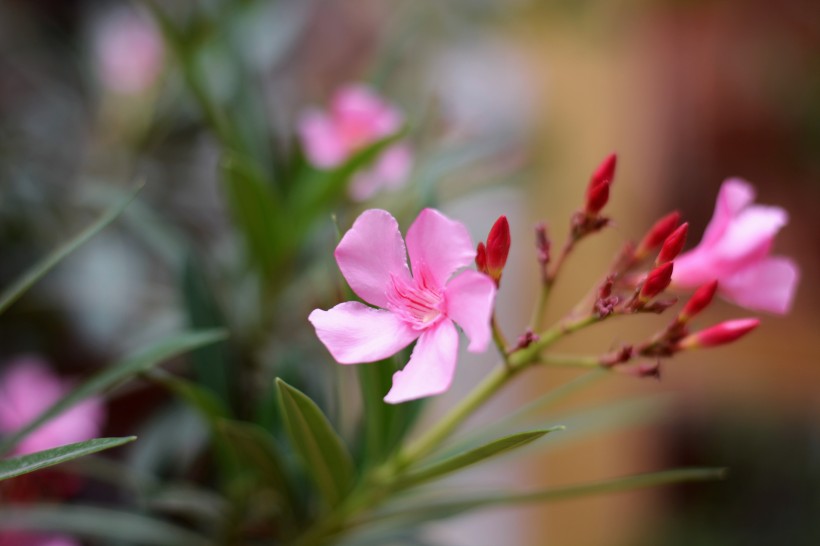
678, 318, 760, 349
656, 222, 689, 265
486, 216, 510, 277
475, 242, 488, 273
640, 262, 674, 302
584, 153, 617, 214
637, 211, 681, 256
678, 280, 719, 322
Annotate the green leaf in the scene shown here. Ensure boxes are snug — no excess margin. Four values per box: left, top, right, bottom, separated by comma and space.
181, 253, 236, 411
221, 153, 285, 275
356, 359, 396, 468
149, 370, 231, 425
276, 378, 355, 506
216, 419, 301, 524
0, 183, 141, 316
0, 437, 136, 481
395, 428, 562, 490
0, 505, 212, 546
368, 468, 727, 527
0, 329, 227, 455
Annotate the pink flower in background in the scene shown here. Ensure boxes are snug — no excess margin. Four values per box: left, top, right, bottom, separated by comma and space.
309, 209, 496, 403
298, 84, 413, 201
672, 178, 799, 314
0, 356, 105, 455
94, 8, 164, 95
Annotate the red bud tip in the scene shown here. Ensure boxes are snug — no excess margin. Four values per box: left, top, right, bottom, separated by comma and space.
486, 216, 511, 277
584, 153, 617, 214
656, 222, 689, 265
535, 222, 550, 265
475, 242, 488, 273
640, 262, 674, 301
679, 318, 760, 349
638, 211, 681, 255
679, 280, 719, 322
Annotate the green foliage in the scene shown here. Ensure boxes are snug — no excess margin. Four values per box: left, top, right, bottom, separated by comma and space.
0, 505, 212, 546
395, 427, 563, 490
0, 183, 141, 316
0, 437, 136, 481
276, 378, 355, 507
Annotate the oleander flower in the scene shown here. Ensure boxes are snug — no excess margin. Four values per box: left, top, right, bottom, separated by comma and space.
309, 209, 496, 403
298, 84, 413, 201
672, 178, 799, 314
0, 356, 105, 455
93, 8, 164, 95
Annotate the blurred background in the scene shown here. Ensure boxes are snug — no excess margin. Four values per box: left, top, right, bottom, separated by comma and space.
1, 0, 818, 545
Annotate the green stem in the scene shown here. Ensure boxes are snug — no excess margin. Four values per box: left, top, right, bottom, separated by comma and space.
491, 315, 508, 356
393, 364, 518, 469
536, 354, 602, 368
510, 314, 600, 368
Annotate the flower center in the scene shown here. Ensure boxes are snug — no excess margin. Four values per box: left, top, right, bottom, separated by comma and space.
386, 268, 444, 330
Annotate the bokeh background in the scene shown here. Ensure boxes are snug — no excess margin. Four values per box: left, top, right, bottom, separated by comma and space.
1, 1, 818, 545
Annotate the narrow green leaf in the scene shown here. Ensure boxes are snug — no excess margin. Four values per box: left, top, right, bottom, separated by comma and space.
0, 183, 141, 316
0, 437, 136, 481
221, 153, 284, 275
276, 378, 355, 506
368, 468, 727, 526
216, 419, 301, 524
0, 329, 226, 455
395, 428, 562, 490
356, 359, 395, 468
181, 253, 236, 411
0, 505, 212, 546
149, 370, 231, 425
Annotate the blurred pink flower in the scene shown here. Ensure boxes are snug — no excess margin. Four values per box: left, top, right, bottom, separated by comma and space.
672, 178, 799, 314
94, 9, 164, 95
309, 209, 496, 403
298, 84, 412, 200
0, 356, 105, 455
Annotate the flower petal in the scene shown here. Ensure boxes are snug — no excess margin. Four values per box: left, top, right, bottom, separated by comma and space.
405, 209, 476, 288
384, 320, 458, 404
309, 302, 417, 364
444, 270, 496, 352
348, 144, 413, 201
297, 109, 346, 168
701, 178, 757, 247
709, 204, 788, 267
720, 257, 800, 314
335, 209, 411, 308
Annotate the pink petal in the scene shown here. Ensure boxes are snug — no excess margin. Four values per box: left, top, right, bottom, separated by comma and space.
16, 396, 105, 455
384, 320, 459, 404
444, 270, 496, 352
701, 178, 757, 247
309, 302, 418, 364
709, 205, 787, 268
297, 109, 347, 168
333, 84, 402, 137
0, 358, 63, 431
720, 256, 800, 314
672, 249, 718, 287
405, 209, 476, 289
348, 144, 413, 201
335, 209, 411, 308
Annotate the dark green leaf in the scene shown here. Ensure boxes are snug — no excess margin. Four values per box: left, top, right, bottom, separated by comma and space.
0, 505, 212, 546
0, 437, 136, 481
0, 329, 226, 455
276, 378, 355, 506
0, 183, 141, 316
395, 428, 562, 490
221, 153, 285, 275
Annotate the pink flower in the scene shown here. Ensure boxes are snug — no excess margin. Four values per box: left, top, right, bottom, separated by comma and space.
309, 209, 496, 403
672, 178, 799, 314
94, 8, 164, 95
0, 356, 105, 455
298, 84, 413, 201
